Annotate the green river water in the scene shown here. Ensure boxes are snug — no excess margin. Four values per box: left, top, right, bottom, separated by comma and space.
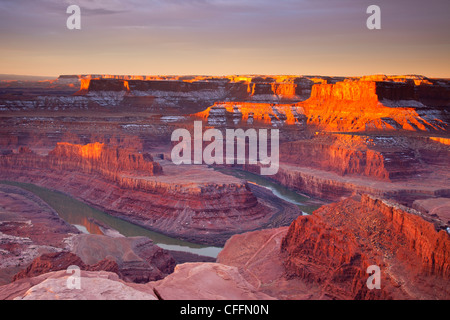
1, 169, 321, 258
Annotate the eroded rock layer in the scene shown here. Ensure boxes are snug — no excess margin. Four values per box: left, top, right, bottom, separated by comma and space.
280, 194, 450, 299
0, 144, 297, 246
192, 78, 449, 132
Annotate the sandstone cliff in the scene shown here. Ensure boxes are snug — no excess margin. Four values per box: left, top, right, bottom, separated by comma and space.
280, 194, 450, 299
298, 80, 447, 132
279, 134, 427, 181
48, 142, 162, 177
0, 144, 298, 246
190, 77, 449, 132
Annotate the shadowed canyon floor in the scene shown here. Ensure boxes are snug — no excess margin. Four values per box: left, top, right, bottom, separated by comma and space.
0, 74, 449, 299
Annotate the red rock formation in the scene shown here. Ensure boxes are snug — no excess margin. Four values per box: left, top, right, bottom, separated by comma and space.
0, 144, 293, 246
152, 262, 275, 300
280, 194, 450, 299
195, 102, 306, 126
279, 134, 426, 181
298, 80, 447, 132
0, 142, 162, 184
0, 270, 158, 300
12, 252, 119, 282
0, 184, 81, 285
190, 77, 449, 133
48, 142, 162, 176
69, 234, 176, 283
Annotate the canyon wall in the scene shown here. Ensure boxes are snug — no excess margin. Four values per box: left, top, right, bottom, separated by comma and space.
189, 77, 449, 132
195, 102, 306, 126
279, 134, 427, 181
280, 194, 450, 299
0, 143, 162, 183
48, 142, 162, 176
0, 143, 296, 246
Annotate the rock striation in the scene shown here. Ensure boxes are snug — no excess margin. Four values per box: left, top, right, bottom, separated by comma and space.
280, 194, 450, 299
48, 142, 162, 177
0, 144, 296, 246
189, 76, 449, 132
279, 134, 426, 181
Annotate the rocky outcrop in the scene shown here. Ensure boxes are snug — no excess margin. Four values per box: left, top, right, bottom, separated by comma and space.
0, 270, 158, 300
49, 142, 162, 175
152, 262, 275, 300
12, 252, 119, 282
280, 194, 450, 299
195, 102, 306, 126
190, 77, 449, 133
68, 234, 176, 283
0, 142, 162, 180
279, 134, 428, 181
298, 79, 448, 132
1, 263, 275, 300
11, 234, 177, 284
0, 184, 80, 285
216, 227, 321, 299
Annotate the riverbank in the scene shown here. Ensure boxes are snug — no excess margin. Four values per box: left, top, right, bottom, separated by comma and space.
0, 180, 222, 258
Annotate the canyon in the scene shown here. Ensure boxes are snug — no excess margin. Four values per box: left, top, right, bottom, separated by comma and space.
0, 73, 449, 299
0, 143, 300, 246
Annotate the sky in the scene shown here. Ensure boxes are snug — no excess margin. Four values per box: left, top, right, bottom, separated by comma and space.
0, 0, 449, 78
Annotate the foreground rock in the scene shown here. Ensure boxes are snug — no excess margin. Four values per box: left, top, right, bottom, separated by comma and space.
217, 227, 322, 299
152, 262, 275, 300
0, 184, 79, 285
12, 234, 176, 284
68, 234, 176, 283
0, 270, 157, 300
13, 252, 119, 281
218, 194, 450, 300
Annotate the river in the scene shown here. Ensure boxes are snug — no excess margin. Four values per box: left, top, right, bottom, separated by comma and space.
0, 180, 222, 258
211, 166, 323, 214
1, 170, 322, 258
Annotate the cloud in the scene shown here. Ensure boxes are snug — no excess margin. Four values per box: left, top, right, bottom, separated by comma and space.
0, 0, 449, 77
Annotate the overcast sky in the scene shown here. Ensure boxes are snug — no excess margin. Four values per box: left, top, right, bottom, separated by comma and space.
0, 0, 449, 77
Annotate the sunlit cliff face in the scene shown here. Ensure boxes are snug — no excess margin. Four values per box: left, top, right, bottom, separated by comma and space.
55, 142, 105, 160
299, 80, 443, 132
430, 137, 450, 146
79, 79, 91, 91
195, 79, 445, 131
80, 142, 104, 160
123, 80, 130, 91
195, 103, 301, 125
74, 74, 447, 133
359, 75, 433, 86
